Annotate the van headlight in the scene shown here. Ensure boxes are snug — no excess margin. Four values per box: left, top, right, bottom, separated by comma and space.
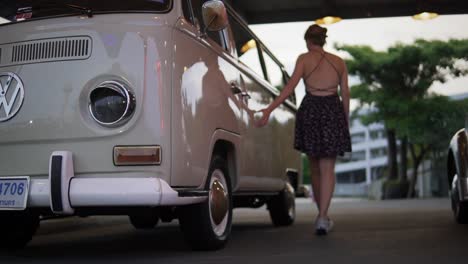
88, 81, 136, 127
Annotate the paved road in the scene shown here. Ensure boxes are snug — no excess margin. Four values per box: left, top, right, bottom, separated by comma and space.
1, 198, 468, 264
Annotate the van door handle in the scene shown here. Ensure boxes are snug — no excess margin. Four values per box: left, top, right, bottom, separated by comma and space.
231, 83, 242, 94
240, 92, 251, 99
231, 83, 250, 99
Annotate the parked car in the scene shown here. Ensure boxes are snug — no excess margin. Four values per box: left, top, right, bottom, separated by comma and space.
448, 122, 468, 224
0, 0, 302, 250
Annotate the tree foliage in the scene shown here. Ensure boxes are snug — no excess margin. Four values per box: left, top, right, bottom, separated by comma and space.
336, 39, 468, 197
339, 39, 468, 130
400, 96, 468, 149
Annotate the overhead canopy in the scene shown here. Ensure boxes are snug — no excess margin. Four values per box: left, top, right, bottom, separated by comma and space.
228, 0, 468, 24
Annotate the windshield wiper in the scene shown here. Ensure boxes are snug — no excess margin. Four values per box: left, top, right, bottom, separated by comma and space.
37, 2, 94, 18
63, 4, 93, 18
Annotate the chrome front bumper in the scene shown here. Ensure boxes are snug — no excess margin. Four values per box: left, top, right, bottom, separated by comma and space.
24, 151, 205, 215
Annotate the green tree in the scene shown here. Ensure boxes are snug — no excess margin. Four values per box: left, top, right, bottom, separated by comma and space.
337, 39, 468, 198
400, 97, 468, 197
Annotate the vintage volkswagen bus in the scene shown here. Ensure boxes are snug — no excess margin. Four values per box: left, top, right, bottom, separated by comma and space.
0, 0, 301, 250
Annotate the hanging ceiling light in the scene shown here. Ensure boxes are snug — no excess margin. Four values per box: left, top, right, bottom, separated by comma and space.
315, 16, 342, 25
412, 11, 439, 20
413, 0, 439, 21
241, 39, 256, 54
315, 1, 342, 25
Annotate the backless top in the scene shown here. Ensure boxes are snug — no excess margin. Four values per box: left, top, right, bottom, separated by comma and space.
303, 52, 341, 95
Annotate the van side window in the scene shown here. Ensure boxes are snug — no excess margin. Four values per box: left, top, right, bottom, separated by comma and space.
185, 0, 225, 48
282, 69, 296, 104
228, 13, 264, 79
261, 46, 296, 103
182, 0, 194, 23
261, 47, 285, 91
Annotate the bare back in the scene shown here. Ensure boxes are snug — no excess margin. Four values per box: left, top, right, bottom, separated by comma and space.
302, 51, 344, 96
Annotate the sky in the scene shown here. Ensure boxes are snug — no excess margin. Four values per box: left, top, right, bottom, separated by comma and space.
249, 14, 468, 107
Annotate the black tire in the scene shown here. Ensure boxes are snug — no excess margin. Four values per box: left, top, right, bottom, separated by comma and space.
178, 155, 232, 251
129, 209, 160, 229
0, 210, 40, 250
267, 180, 296, 227
451, 177, 468, 224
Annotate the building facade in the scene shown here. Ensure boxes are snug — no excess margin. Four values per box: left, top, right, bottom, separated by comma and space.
334, 92, 467, 197
334, 119, 388, 196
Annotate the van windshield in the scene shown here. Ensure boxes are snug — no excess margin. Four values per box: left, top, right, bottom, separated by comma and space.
0, 0, 172, 25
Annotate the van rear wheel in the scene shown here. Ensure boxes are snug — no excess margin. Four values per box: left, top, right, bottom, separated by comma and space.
179, 155, 232, 250
267, 180, 296, 226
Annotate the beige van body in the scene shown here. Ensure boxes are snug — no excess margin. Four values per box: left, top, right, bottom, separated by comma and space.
0, 0, 301, 250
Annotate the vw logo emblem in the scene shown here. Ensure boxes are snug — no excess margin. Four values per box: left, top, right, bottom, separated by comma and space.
0, 72, 25, 122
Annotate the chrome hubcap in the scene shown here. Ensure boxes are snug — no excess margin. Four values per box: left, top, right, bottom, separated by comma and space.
209, 169, 229, 236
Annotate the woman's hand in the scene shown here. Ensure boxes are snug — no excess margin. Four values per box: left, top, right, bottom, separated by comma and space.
255, 109, 271, 127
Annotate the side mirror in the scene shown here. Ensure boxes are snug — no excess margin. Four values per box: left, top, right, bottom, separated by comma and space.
202, 0, 228, 32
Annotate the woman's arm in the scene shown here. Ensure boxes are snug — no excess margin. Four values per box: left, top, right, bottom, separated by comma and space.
340, 62, 350, 123
256, 55, 304, 127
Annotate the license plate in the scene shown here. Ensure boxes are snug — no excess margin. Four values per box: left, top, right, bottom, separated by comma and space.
0, 177, 30, 210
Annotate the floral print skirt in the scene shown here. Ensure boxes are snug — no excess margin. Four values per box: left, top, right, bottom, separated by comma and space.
294, 93, 352, 158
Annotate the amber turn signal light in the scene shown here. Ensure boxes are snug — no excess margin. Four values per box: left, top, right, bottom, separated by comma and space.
113, 146, 161, 166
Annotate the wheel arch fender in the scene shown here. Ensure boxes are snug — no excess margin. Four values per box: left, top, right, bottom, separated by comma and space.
205, 129, 241, 192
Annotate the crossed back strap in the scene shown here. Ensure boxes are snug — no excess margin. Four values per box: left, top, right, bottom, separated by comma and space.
303, 52, 342, 92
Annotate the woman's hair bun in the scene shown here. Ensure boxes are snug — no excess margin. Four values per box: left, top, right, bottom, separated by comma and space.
304, 24, 327, 39
304, 24, 328, 46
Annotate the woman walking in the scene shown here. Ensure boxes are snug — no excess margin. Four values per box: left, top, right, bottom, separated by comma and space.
257, 24, 352, 235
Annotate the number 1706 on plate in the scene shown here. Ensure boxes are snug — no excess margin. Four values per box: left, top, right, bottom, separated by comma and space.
0, 177, 30, 210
